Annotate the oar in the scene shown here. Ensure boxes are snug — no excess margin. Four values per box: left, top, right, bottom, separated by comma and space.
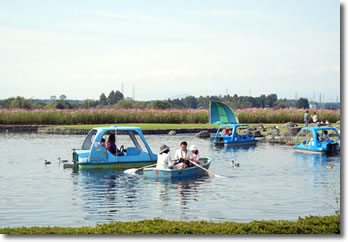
124, 163, 157, 175
188, 160, 222, 177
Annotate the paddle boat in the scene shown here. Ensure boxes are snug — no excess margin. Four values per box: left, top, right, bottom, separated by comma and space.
213, 124, 257, 146
292, 127, 340, 154
72, 126, 157, 169
209, 102, 257, 146
142, 158, 212, 179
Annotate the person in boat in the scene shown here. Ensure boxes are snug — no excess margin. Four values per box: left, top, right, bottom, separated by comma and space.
173, 141, 193, 166
190, 145, 200, 164
106, 134, 124, 156
224, 129, 232, 136
156, 144, 182, 169
322, 130, 330, 141
100, 138, 106, 148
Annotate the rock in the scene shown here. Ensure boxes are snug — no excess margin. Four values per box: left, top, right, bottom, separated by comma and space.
195, 130, 210, 138
267, 128, 280, 137
253, 130, 262, 137
168, 130, 177, 135
287, 127, 302, 136
251, 124, 265, 131
282, 121, 298, 128
280, 130, 292, 137
266, 134, 295, 144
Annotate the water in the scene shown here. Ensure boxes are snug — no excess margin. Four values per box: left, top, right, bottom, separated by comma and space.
0, 133, 340, 227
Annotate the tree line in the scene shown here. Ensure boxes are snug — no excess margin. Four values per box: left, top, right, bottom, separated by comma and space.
0, 91, 322, 110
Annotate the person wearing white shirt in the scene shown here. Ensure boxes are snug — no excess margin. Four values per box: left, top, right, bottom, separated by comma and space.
311, 112, 318, 124
156, 144, 182, 169
173, 141, 193, 163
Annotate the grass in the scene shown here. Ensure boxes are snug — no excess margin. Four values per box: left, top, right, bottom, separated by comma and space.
0, 215, 340, 234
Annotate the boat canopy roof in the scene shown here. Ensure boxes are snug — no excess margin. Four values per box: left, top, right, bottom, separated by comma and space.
300, 126, 338, 132
217, 124, 249, 129
93, 126, 143, 133
209, 101, 239, 124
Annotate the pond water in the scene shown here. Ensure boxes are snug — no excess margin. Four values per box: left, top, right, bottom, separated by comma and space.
0, 133, 340, 227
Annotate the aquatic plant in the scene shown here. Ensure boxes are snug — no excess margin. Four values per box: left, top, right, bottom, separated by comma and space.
0, 108, 340, 125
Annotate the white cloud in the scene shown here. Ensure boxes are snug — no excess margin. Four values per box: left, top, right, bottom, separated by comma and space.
269, 67, 296, 76
310, 65, 340, 74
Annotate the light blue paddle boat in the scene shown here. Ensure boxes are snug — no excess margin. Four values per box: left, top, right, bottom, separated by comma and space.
142, 158, 212, 179
209, 101, 257, 146
292, 126, 340, 154
213, 124, 257, 146
73, 126, 157, 169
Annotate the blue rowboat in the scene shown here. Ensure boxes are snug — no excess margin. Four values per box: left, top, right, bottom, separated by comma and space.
213, 124, 257, 146
73, 126, 157, 169
142, 158, 212, 179
292, 126, 340, 154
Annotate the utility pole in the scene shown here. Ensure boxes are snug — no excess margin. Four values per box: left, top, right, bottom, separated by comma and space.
121, 82, 124, 95
132, 85, 135, 100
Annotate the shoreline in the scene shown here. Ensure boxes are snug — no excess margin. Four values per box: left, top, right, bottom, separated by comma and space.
0, 214, 340, 234
0, 125, 218, 135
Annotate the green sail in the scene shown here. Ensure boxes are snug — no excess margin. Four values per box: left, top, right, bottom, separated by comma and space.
209, 101, 239, 124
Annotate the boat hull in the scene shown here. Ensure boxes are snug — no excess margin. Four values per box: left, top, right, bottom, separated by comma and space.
143, 158, 212, 179
214, 140, 258, 146
77, 161, 155, 170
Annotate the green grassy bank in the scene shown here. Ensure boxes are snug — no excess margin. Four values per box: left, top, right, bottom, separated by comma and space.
0, 215, 340, 234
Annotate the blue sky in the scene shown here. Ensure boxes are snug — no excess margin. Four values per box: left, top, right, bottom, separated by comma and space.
0, 0, 340, 101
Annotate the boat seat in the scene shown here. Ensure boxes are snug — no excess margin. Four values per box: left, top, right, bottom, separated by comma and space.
126, 147, 141, 156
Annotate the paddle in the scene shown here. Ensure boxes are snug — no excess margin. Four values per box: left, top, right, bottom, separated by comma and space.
124, 163, 157, 175
188, 160, 222, 177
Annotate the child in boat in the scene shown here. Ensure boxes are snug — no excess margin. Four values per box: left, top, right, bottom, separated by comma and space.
156, 144, 182, 169
323, 130, 330, 141
225, 129, 232, 136
190, 145, 200, 164
100, 138, 106, 148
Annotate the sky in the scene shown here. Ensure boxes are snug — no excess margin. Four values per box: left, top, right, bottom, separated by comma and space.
0, 0, 341, 101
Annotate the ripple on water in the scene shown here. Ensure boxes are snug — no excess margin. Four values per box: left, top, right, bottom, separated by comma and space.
0, 133, 340, 227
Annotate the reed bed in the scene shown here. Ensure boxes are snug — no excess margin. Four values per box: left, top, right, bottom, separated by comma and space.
0, 108, 340, 125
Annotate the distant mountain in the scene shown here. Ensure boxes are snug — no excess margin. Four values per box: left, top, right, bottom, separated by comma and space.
168, 93, 192, 99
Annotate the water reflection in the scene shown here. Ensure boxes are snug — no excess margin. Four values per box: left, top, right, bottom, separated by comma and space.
0, 133, 341, 226
294, 152, 340, 168
73, 169, 143, 222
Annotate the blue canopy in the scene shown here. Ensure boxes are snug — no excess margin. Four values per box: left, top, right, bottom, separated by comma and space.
209, 101, 239, 124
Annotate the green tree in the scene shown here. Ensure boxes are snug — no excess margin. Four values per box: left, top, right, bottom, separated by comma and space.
107, 90, 124, 105
59, 94, 67, 100
183, 96, 197, 109
114, 99, 134, 109
99, 93, 108, 106
296, 98, 309, 109
265, 94, 278, 107
152, 100, 171, 109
